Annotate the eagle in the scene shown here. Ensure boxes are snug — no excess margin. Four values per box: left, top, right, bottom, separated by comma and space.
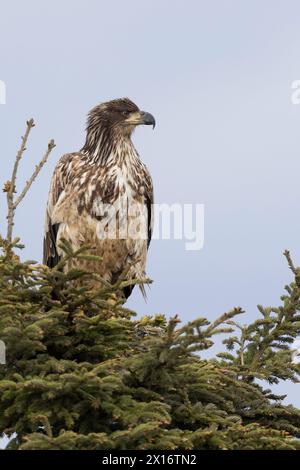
43, 98, 155, 299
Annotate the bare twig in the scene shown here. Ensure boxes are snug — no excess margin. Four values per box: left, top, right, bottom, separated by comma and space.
4, 119, 55, 244
5, 119, 35, 242
14, 139, 56, 209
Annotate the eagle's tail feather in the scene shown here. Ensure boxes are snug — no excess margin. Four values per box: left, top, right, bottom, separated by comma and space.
139, 283, 147, 301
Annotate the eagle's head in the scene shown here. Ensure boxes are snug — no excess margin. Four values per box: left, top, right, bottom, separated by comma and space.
82, 98, 155, 161
82, 98, 155, 160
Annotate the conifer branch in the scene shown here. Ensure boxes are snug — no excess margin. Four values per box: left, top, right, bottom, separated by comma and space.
284, 249, 297, 274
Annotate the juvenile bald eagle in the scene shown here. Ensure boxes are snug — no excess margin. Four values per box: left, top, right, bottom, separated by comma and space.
43, 98, 155, 298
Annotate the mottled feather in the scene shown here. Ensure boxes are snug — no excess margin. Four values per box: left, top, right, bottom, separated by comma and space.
43, 98, 154, 299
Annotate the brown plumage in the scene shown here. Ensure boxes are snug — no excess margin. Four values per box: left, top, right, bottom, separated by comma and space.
43, 98, 155, 298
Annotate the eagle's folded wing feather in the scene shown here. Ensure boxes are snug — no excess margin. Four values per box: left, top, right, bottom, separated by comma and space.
144, 170, 154, 248
43, 154, 72, 267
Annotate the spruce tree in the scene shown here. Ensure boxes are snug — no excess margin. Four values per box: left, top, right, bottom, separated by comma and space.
1, 238, 300, 450
1, 121, 300, 450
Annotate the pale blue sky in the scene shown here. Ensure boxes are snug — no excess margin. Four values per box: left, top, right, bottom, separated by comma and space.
1, 1, 300, 437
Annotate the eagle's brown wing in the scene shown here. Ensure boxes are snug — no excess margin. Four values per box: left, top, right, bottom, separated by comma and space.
144, 168, 154, 248
123, 165, 153, 299
43, 153, 74, 268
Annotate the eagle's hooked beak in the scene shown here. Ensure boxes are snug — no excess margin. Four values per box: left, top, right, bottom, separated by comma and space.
140, 111, 156, 129
125, 111, 156, 129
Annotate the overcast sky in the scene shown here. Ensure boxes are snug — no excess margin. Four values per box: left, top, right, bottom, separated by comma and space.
1, 1, 300, 445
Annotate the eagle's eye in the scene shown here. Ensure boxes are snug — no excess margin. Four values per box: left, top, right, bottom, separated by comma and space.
122, 110, 131, 117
